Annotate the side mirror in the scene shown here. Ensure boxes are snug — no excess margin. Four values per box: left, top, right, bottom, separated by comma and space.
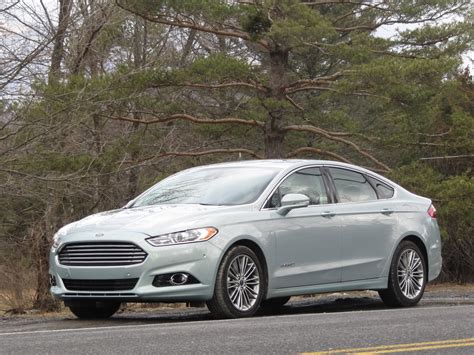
123, 199, 136, 209
277, 193, 310, 216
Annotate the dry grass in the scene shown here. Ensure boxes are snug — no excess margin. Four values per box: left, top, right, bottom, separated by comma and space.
0, 263, 37, 315
426, 283, 474, 292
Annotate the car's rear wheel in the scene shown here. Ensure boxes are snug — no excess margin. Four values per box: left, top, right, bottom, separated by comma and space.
207, 245, 265, 318
68, 301, 121, 319
260, 296, 291, 310
379, 240, 427, 307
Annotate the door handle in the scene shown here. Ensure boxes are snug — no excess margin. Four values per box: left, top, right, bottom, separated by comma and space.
321, 211, 336, 218
381, 208, 393, 215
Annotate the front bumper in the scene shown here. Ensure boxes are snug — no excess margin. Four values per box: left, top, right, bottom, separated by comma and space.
49, 231, 222, 302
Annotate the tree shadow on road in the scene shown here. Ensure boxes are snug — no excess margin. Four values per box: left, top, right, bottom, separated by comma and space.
80, 295, 387, 325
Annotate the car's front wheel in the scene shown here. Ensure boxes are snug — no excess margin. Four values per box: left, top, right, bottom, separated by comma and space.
68, 301, 121, 319
379, 240, 427, 307
207, 245, 265, 318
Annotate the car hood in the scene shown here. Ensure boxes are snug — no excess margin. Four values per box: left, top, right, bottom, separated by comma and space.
61, 204, 248, 236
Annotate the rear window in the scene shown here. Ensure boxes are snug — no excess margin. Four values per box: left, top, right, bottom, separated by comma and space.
329, 168, 378, 203
368, 176, 395, 199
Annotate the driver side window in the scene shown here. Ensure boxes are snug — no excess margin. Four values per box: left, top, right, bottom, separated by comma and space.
267, 167, 329, 208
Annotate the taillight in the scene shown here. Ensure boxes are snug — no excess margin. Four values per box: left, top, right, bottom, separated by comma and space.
428, 204, 437, 218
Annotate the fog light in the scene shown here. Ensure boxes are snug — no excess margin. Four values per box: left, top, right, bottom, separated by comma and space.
49, 275, 57, 287
152, 273, 199, 287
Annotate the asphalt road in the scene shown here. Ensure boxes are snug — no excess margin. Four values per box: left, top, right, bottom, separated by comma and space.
1, 295, 473, 354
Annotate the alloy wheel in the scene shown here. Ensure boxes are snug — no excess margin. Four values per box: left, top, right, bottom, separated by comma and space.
397, 248, 424, 299
226, 254, 260, 311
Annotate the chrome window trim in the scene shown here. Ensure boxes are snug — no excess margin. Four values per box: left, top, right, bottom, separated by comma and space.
323, 165, 398, 204
260, 164, 398, 211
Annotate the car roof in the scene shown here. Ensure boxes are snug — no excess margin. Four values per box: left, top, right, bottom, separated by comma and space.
190, 159, 374, 173
191, 159, 310, 170
188, 159, 396, 187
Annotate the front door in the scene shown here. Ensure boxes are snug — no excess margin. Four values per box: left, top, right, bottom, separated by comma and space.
266, 167, 342, 288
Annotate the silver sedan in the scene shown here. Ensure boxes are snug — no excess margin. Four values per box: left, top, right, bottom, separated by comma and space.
49, 160, 442, 319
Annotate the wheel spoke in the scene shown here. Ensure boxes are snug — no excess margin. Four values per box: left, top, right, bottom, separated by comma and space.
410, 258, 421, 272
242, 288, 251, 309
399, 277, 407, 289
407, 251, 414, 269
400, 253, 408, 270
412, 276, 422, 288
245, 285, 258, 296
408, 278, 415, 297
227, 279, 239, 287
239, 256, 246, 275
245, 277, 259, 285
230, 288, 239, 302
244, 263, 256, 279
402, 278, 409, 295
229, 263, 239, 278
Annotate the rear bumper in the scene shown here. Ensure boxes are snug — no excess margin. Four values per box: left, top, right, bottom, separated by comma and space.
428, 244, 442, 282
427, 220, 442, 282
49, 234, 222, 302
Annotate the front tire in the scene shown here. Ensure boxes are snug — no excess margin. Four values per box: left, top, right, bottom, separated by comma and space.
207, 245, 266, 318
68, 301, 121, 319
379, 241, 427, 307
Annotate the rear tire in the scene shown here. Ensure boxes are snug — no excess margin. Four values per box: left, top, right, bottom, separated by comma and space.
68, 301, 121, 319
260, 296, 291, 310
207, 245, 266, 319
379, 240, 427, 307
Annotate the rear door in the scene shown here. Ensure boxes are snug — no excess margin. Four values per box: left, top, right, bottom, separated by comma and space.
326, 167, 397, 282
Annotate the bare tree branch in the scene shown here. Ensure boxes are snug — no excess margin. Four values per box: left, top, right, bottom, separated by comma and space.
420, 155, 474, 161
152, 81, 268, 93
284, 124, 391, 172
102, 113, 265, 127
285, 71, 345, 90
285, 95, 304, 111
0, 0, 19, 13
115, 0, 270, 51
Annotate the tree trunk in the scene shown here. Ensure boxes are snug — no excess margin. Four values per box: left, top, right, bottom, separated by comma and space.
92, 113, 111, 213
180, 29, 196, 66
127, 119, 140, 200
48, 0, 72, 83
32, 196, 60, 311
264, 49, 289, 159
126, 18, 149, 200
264, 121, 285, 158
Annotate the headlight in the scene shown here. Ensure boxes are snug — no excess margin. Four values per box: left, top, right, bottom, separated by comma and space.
51, 233, 62, 252
146, 227, 218, 247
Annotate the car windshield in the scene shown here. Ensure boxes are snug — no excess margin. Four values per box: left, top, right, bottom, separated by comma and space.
131, 167, 280, 207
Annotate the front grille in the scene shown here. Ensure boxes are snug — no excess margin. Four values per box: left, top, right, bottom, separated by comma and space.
62, 278, 139, 291
58, 242, 147, 266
